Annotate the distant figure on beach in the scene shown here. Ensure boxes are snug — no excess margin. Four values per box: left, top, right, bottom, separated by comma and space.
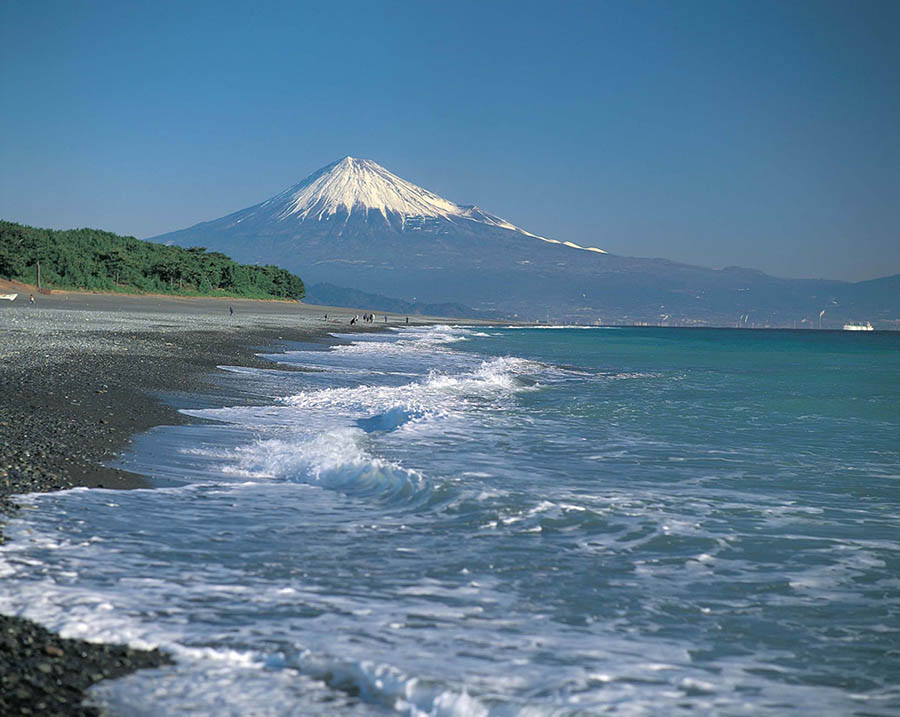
29, 294, 34, 304
405, 316, 409, 324
384, 315, 387, 323
324, 314, 327, 320
229, 306, 234, 316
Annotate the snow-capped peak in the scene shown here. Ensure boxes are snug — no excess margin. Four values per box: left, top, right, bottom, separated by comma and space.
264, 157, 606, 254
275, 156, 460, 222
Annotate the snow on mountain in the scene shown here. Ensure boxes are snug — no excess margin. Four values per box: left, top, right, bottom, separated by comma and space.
273, 157, 458, 221
149, 156, 900, 325
246, 156, 607, 254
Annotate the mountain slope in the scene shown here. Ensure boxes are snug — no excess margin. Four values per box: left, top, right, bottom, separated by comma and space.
151, 158, 899, 326
161, 157, 607, 256
304, 283, 486, 319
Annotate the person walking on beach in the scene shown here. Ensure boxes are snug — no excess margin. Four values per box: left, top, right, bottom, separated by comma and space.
229, 306, 234, 316
29, 294, 34, 304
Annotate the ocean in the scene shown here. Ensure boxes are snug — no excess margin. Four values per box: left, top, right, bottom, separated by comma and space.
2, 326, 899, 715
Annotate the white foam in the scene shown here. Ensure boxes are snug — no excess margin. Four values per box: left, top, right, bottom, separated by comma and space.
271, 354, 536, 432
222, 428, 428, 503
177, 349, 542, 505
291, 653, 491, 716
501, 325, 621, 330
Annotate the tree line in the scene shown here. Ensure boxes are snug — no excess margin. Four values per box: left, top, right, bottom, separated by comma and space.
0, 221, 304, 300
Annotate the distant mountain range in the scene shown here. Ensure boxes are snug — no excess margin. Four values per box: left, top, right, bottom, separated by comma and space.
151, 157, 899, 327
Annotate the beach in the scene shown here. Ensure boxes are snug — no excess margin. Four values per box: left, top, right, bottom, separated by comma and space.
0, 289, 424, 716
2, 298, 898, 714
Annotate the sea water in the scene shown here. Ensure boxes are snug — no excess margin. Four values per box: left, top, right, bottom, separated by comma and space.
1, 326, 899, 715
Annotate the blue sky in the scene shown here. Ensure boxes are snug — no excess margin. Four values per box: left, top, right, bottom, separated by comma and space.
1, 0, 897, 281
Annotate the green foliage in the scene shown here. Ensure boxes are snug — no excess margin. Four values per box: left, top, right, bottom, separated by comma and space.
0, 221, 305, 301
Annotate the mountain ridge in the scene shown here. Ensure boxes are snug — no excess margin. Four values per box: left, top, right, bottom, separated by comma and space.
150, 158, 900, 327
168, 157, 608, 255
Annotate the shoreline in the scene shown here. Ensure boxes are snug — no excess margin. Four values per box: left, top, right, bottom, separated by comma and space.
0, 291, 438, 715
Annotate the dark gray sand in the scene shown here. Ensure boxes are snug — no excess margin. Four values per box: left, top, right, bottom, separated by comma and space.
0, 290, 436, 715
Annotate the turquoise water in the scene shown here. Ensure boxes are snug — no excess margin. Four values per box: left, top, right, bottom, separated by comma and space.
1, 326, 899, 715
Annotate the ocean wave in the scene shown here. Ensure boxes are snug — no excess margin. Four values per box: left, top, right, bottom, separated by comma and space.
92, 649, 491, 717
356, 406, 421, 433
294, 651, 490, 717
277, 355, 541, 430
266, 326, 480, 378
500, 325, 621, 330
339, 324, 475, 348
221, 428, 430, 505
170, 337, 545, 510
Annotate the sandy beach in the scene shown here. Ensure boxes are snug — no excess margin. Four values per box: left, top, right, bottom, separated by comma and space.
0, 288, 435, 716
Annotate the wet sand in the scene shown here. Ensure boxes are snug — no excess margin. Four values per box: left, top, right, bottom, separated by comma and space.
0, 290, 438, 715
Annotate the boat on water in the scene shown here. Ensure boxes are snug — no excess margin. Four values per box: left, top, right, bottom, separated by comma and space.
843, 321, 874, 331
0, 293, 18, 301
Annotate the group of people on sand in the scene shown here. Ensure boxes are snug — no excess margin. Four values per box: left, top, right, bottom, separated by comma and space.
350, 313, 377, 325
347, 313, 398, 325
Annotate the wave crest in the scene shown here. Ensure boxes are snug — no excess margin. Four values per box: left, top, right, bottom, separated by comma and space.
224, 428, 429, 505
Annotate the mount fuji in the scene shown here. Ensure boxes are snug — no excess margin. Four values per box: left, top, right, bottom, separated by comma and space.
151, 157, 899, 326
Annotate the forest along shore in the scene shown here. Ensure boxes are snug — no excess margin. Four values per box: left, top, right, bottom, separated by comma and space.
0, 290, 433, 716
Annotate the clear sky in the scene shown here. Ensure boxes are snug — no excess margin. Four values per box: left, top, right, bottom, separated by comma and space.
1, 0, 897, 281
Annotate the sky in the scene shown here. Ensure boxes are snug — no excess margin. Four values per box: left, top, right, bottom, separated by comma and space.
1, 0, 898, 282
